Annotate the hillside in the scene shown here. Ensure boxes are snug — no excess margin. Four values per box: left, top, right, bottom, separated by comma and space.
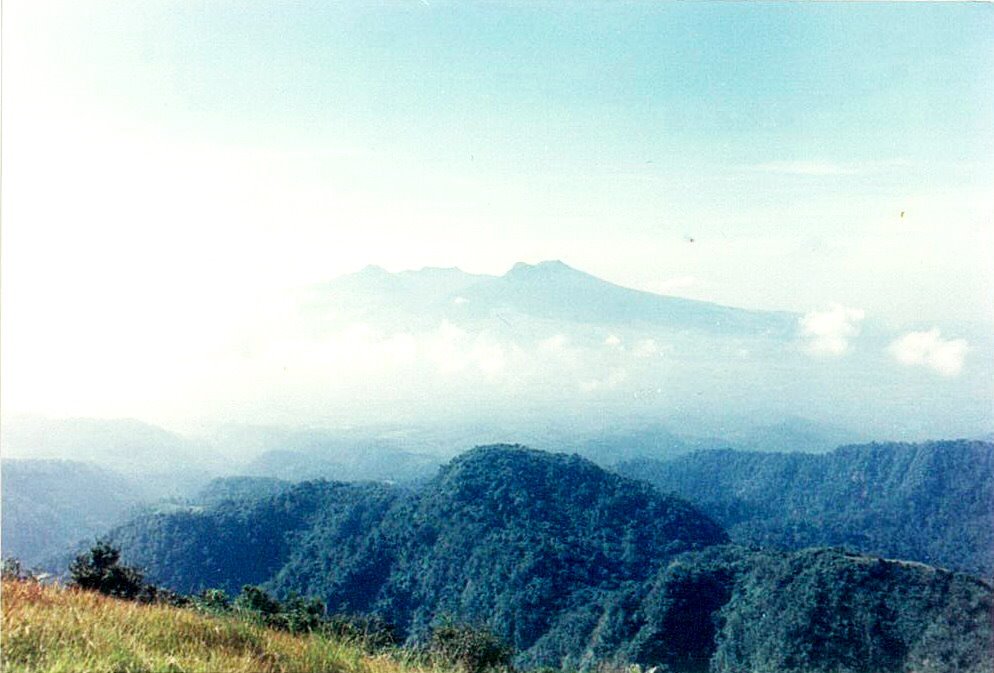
106, 445, 994, 670
1, 459, 149, 567
616, 440, 994, 575
112, 446, 726, 657
0, 579, 445, 673
528, 546, 993, 673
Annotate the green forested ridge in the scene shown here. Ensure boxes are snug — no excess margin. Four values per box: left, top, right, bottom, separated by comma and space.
114, 480, 401, 596
108, 445, 993, 672
616, 440, 994, 575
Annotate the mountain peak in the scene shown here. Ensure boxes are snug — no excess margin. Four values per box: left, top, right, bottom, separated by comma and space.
506, 259, 578, 277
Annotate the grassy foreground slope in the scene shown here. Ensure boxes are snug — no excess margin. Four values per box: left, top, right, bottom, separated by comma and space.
0, 580, 432, 673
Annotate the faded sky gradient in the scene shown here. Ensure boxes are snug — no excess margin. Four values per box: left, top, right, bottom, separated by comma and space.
2, 1, 992, 425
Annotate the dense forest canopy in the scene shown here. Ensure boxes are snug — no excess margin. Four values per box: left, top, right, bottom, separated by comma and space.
617, 440, 994, 575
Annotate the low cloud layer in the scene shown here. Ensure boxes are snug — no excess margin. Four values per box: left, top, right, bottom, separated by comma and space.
799, 304, 866, 356
888, 329, 968, 377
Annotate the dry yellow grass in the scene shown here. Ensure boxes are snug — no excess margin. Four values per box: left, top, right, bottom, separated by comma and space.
0, 580, 444, 673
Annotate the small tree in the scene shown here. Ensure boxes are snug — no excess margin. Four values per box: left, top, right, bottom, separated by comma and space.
69, 540, 145, 600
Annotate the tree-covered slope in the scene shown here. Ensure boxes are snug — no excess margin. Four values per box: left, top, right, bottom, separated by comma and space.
338, 446, 728, 648
525, 546, 993, 673
111, 446, 726, 655
114, 480, 400, 596
616, 440, 994, 575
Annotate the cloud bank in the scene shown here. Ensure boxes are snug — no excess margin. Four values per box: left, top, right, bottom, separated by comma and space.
799, 304, 866, 356
888, 329, 968, 377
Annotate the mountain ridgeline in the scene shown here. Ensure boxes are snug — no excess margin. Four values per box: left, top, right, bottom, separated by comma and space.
108, 445, 992, 672
314, 261, 797, 336
617, 440, 994, 576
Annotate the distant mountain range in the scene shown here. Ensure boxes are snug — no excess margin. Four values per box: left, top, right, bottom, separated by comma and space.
0, 460, 149, 567
0, 416, 214, 475
311, 260, 796, 335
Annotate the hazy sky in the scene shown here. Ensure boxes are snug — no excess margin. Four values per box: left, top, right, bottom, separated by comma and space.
3, 1, 992, 424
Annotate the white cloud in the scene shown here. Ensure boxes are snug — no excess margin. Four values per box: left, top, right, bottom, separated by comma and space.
799, 304, 866, 356
469, 339, 506, 377
633, 338, 660, 358
604, 334, 622, 348
539, 334, 570, 353
888, 329, 968, 377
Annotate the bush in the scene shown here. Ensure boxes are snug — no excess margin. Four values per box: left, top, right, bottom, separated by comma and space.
272, 594, 326, 634
232, 585, 327, 634
137, 584, 191, 607
193, 588, 232, 613
428, 620, 514, 673
323, 613, 399, 651
234, 585, 282, 619
69, 541, 146, 600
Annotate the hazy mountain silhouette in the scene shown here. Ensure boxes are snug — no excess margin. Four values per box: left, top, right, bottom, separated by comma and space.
315, 260, 796, 336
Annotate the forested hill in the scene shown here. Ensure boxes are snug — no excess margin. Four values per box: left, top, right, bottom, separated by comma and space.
113, 446, 726, 651
616, 440, 994, 575
108, 445, 993, 671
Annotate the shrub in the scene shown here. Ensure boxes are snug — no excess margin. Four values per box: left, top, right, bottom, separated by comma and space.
323, 612, 399, 650
272, 594, 326, 634
234, 585, 282, 619
194, 588, 232, 613
428, 620, 514, 673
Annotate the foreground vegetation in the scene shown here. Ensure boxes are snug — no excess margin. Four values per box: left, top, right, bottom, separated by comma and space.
1, 579, 364, 673
1, 578, 510, 673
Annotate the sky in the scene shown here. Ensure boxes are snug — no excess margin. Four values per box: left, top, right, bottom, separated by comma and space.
2, 1, 993, 426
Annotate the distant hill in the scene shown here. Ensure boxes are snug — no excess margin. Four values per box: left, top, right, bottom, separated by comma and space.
0, 416, 219, 475
108, 445, 992, 671
616, 440, 994, 575
195, 476, 292, 505
1, 459, 148, 567
241, 442, 440, 484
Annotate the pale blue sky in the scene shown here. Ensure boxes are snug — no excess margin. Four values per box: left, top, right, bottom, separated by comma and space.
2, 1, 992, 422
